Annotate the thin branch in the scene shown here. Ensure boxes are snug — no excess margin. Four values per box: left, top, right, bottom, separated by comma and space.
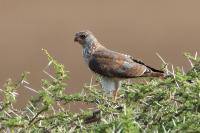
29, 107, 48, 125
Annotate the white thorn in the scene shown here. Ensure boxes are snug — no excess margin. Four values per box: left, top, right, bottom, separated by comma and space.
175, 81, 180, 89
44, 60, 53, 70
156, 53, 167, 64
22, 80, 30, 85
156, 53, 170, 74
26, 106, 36, 116
171, 65, 180, 88
89, 76, 93, 90
28, 101, 36, 110
51, 105, 56, 115
188, 58, 194, 68
24, 85, 38, 93
195, 51, 198, 60
181, 66, 185, 75
4, 111, 11, 117
171, 65, 175, 78
9, 109, 19, 117
43, 70, 57, 81
12, 92, 19, 96
162, 125, 167, 133
172, 119, 177, 127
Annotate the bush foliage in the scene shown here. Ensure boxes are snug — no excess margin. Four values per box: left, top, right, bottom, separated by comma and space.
0, 50, 199, 133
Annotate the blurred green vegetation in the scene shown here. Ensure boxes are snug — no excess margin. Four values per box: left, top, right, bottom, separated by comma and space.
0, 50, 199, 133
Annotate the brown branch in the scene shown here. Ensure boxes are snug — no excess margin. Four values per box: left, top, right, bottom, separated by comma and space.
28, 107, 48, 125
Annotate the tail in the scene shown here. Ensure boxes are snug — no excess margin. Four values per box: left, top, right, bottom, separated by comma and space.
131, 57, 170, 78
141, 65, 169, 78
141, 71, 165, 78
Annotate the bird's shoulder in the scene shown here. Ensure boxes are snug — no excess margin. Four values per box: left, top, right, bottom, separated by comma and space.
91, 46, 146, 65
91, 46, 131, 61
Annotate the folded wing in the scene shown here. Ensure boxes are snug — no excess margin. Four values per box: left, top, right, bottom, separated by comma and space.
88, 48, 149, 78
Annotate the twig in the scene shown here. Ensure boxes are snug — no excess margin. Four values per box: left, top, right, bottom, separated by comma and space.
29, 107, 48, 125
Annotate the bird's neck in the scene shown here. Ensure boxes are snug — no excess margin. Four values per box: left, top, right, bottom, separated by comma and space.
85, 36, 98, 46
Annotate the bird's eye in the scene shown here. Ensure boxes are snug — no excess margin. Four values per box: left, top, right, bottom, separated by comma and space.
80, 34, 86, 39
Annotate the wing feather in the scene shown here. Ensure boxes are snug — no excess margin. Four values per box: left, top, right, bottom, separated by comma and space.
88, 48, 147, 78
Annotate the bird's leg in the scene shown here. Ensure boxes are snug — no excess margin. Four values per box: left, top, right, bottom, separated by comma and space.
112, 81, 120, 102
113, 89, 119, 102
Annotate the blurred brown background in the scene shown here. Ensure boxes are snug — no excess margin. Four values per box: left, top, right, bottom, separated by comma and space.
0, 0, 199, 108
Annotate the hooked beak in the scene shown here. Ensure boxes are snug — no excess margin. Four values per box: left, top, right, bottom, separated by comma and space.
74, 36, 78, 42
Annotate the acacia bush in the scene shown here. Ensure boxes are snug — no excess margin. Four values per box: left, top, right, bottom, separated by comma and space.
0, 50, 199, 133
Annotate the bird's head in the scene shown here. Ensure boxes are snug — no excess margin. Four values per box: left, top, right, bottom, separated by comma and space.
74, 30, 98, 48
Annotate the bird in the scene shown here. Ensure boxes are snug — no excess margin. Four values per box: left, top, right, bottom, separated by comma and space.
74, 30, 166, 101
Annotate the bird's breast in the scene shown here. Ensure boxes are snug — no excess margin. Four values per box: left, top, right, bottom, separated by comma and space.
82, 48, 92, 64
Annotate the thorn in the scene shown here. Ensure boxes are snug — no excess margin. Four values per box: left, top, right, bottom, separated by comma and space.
4, 111, 11, 117
26, 106, 36, 116
172, 119, 177, 127
162, 125, 167, 133
44, 60, 53, 70
22, 80, 30, 85
28, 101, 36, 110
171, 65, 175, 78
181, 66, 185, 75
42, 87, 50, 94
43, 70, 57, 81
171, 65, 180, 89
187, 58, 194, 68
194, 51, 198, 60
80, 89, 85, 96
51, 106, 56, 115
24, 85, 39, 93
143, 79, 148, 84
9, 109, 19, 117
13, 92, 19, 96
0, 88, 3, 92
175, 81, 180, 89
156, 53, 167, 64
156, 53, 169, 74
89, 76, 93, 90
